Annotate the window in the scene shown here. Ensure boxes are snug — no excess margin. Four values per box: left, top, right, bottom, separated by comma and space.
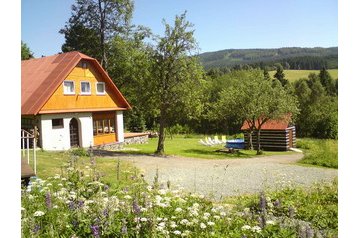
80, 81, 91, 95
52, 118, 64, 128
81, 61, 88, 69
93, 119, 115, 135
96, 82, 105, 95
63, 81, 75, 94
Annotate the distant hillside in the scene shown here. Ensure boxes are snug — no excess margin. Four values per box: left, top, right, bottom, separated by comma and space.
198, 47, 338, 70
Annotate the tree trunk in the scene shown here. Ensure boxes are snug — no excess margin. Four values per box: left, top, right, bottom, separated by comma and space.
256, 128, 262, 155
248, 130, 253, 150
156, 111, 166, 155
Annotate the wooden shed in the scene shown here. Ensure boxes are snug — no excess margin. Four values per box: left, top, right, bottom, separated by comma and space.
241, 117, 296, 151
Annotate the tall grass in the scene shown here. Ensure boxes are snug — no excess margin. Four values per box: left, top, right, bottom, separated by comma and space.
296, 139, 338, 168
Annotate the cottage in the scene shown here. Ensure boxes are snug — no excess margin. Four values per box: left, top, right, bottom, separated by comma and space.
241, 117, 296, 151
21, 51, 131, 150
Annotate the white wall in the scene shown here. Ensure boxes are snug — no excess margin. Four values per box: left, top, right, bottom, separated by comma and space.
39, 112, 93, 150
116, 111, 124, 142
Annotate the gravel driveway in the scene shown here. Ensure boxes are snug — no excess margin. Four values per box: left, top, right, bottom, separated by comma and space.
110, 153, 337, 199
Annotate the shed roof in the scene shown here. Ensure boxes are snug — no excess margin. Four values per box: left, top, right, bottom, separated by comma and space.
21, 51, 131, 115
241, 116, 292, 130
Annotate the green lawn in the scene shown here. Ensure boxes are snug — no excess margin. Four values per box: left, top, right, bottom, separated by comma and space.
269, 69, 338, 81
296, 138, 338, 168
29, 150, 139, 186
120, 135, 293, 159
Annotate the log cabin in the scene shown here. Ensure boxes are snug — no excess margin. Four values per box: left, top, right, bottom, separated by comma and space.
21, 51, 131, 150
241, 117, 296, 151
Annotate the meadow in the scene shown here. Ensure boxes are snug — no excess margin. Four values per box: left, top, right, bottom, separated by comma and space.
22, 137, 338, 237
269, 69, 338, 81
22, 148, 337, 237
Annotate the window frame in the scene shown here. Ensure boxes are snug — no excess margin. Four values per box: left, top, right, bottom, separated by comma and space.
63, 80, 75, 95
52, 118, 64, 129
96, 82, 106, 95
80, 81, 91, 95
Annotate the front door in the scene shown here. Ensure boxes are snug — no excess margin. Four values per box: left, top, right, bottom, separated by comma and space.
69, 118, 80, 147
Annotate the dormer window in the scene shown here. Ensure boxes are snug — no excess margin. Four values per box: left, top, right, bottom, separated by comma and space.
96, 82, 105, 95
80, 81, 91, 95
63, 81, 75, 95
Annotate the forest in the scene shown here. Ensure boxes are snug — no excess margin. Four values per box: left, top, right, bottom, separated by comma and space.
199, 47, 338, 70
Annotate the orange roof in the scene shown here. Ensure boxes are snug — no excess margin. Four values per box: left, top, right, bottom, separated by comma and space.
241, 116, 292, 130
21, 51, 131, 115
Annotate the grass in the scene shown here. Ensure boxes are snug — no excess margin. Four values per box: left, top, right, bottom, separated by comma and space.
269, 69, 338, 81
119, 134, 293, 159
29, 150, 139, 186
296, 138, 338, 168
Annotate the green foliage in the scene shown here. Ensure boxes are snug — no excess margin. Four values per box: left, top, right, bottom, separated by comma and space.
70, 147, 89, 157
60, 0, 134, 68
294, 71, 338, 139
273, 64, 288, 86
297, 138, 338, 168
21, 41, 33, 60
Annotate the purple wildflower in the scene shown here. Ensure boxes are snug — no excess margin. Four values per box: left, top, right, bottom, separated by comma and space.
103, 208, 109, 217
68, 201, 76, 210
273, 199, 281, 207
104, 185, 109, 191
90, 224, 100, 238
121, 224, 128, 234
45, 192, 52, 209
32, 224, 41, 234
288, 206, 295, 218
132, 200, 141, 215
259, 193, 266, 211
78, 200, 84, 208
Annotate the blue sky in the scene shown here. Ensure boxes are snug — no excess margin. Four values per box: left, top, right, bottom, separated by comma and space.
22, 0, 337, 58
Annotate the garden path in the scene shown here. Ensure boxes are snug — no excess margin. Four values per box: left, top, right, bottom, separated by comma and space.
111, 153, 337, 199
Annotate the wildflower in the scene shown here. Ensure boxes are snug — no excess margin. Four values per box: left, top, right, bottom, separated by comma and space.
173, 230, 181, 235
266, 220, 276, 225
45, 192, 52, 209
204, 212, 211, 217
170, 222, 177, 228
32, 224, 41, 234
140, 217, 148, 222
180, 219, 189, 225
241, 225, 251, 231
90, 224, 100, 238
158, 189, 167, 195
158, 222, 166, 227
132, 200, 141, 215
220, 211, 226, 217
251, 226, 262, 233
34, 211, 45, 217
124, 195, 132, 200
175, 207, 183, 213
200, 223, 207, 229
207, 221, 215, 226
121, 224, 128, 235
213, 215, 220, 220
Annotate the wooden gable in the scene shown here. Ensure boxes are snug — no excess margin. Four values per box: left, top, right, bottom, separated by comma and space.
39, 60, 129, 114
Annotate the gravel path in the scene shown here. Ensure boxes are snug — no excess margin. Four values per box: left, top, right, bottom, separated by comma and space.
109, 153, 337, 199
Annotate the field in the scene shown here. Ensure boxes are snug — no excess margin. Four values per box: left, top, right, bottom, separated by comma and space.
269, 69, 338, 81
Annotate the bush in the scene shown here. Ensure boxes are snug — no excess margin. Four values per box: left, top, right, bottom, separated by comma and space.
70, 147, 89, 157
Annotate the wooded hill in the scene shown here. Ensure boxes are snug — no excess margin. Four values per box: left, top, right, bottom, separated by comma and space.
199, 47, 338, 70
